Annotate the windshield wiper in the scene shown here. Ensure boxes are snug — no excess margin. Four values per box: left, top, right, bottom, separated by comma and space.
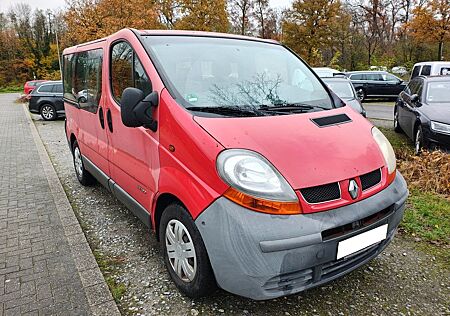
259, 103, 328, 112
186, 106, 267, 117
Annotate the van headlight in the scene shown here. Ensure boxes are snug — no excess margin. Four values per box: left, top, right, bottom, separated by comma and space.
216, 149, 301, 214
431, 121, 450, 135
372, 127, 396, 181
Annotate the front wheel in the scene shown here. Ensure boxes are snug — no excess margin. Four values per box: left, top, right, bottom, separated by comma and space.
40, 104, 57, 121
414, 125, 424, 155
394, 108, 403, 133
160, 203, 217, 298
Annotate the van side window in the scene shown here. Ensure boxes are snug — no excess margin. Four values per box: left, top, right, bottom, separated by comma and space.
111, 41, 151, 103
63, 49, 103, 113
420, 65, 431, 76
411, 66, 420, 79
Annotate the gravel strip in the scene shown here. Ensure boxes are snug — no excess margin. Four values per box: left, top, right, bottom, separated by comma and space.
33, 116, 449, 316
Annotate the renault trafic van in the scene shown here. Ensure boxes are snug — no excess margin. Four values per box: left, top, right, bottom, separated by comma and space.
63, 29, 408, 300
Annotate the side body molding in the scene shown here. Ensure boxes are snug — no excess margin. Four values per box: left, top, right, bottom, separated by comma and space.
82, 155, 152, 228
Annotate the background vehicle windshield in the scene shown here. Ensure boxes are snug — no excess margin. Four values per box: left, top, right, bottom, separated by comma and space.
426, 82, 450, 103
323, 80, 354, 99
143, 36, 333, 110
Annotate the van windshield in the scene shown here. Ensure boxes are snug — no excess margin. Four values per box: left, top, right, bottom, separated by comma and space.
142, 36, 333, 115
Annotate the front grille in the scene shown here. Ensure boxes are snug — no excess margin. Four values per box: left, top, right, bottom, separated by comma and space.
360, 168, 382, 191
321, 205, 393, 241
311, 114, 352, 127
300, 182, 340, 204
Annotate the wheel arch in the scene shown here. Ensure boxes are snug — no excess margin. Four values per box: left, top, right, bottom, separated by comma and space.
153, 193, 186, 242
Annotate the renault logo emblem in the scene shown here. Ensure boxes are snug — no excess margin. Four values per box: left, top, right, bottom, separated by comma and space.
348, 179, 359, 200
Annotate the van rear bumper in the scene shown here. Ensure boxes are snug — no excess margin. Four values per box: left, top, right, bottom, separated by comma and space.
195, 171, 408, 300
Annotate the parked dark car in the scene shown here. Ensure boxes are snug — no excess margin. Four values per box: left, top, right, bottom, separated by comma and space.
322, 77, 366, 116
346, 71, 406, 101
394, 75, 450, 154
28, 81, 64, 120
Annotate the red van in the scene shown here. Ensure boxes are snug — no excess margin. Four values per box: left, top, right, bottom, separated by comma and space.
63, 29, 408, 300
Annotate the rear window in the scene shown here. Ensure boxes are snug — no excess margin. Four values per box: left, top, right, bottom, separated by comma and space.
420, 65, 431, 76
63, 49, 103, 113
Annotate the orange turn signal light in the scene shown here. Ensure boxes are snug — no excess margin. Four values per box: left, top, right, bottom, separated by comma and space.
387, 170, 396, 185
223, 187, 302, 215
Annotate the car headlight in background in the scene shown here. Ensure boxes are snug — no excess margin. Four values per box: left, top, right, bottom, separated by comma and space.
216, 149, 301, 215
372, 127, 396, 183
431, 121, 450, 135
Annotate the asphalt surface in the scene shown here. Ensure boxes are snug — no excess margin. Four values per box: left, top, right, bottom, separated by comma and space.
363, 101, 395, 121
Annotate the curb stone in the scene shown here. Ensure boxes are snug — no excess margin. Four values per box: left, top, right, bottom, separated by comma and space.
22, 104, 121, 316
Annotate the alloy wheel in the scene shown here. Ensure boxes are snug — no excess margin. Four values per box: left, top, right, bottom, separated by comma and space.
356, 89, 365, 101
165, 219, 197, 282
415, 128, 422, 155
41, 105, 55, 120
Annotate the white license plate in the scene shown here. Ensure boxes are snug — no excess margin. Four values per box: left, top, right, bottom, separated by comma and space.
337, 224, 388, 260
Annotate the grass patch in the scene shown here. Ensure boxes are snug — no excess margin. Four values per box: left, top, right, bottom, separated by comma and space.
93, 249, 128, 302
379, 127, 413, 153
0, 86, 22, 93
401, 189, 450, 245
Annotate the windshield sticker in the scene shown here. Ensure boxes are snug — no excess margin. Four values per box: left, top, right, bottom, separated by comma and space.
186, 94, 198, 103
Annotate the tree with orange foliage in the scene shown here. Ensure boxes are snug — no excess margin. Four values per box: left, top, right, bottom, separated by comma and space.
408, 0, 450, 60
63, 0, 162, 46
175, 0, 228, 32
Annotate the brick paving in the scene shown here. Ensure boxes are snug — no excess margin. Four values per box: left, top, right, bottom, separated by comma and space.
0, 94, 119, 315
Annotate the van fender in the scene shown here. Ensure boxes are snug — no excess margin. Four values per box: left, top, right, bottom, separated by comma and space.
152, 165, 224, 228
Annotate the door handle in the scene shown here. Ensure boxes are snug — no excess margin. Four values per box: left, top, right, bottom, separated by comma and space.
106, 109, 113, 132
99, 107, 105, 129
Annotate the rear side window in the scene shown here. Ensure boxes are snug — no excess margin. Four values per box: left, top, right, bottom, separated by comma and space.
365, 73, 382, 81
411, 66, 420, 79
53, 84, 63, 93
420, 65, 431, 76
350, 74, 364, 80
111, 41, 152, 103
63, 49, 103, 113
38, 85, 53, 93
440, 67, 450, 75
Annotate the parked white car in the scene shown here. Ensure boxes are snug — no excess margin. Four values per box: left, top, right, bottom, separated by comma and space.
312, 67, 344, 78
391, 66, 408, 76
410, 61, 450, 80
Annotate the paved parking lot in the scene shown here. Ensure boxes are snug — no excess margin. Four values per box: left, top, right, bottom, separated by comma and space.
29, 97, 449, 315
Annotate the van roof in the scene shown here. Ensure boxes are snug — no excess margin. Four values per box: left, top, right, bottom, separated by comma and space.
64, 28, 280, 53
413, 61, 450, 66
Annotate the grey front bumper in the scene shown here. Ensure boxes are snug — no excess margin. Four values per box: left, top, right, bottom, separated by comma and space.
195, 171, 408, 300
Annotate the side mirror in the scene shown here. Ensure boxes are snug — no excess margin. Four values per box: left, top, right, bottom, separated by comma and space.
397, 79, 403, 85
410, 94, 420, 105
121, 87, 158, 131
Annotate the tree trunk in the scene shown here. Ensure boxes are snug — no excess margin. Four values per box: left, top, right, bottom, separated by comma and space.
438, 41, 443, 60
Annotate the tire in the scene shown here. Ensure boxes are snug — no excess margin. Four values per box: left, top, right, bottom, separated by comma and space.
40, 104, 57, 121
394, 108, 403, 133
356, 88, 366, 102
414, 125, 425, 155
72, 140, 96, 186
159, 203, 217, 298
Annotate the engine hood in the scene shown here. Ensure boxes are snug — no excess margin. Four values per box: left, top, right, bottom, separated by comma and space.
420, 104, 450, 124
194, 106, 386, 189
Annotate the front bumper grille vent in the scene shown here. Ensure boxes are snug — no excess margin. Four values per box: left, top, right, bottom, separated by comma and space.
300, 183, 340, 204
360, 168, 382, 191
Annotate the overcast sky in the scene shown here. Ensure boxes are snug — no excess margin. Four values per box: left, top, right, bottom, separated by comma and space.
0, 0, 293, 13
